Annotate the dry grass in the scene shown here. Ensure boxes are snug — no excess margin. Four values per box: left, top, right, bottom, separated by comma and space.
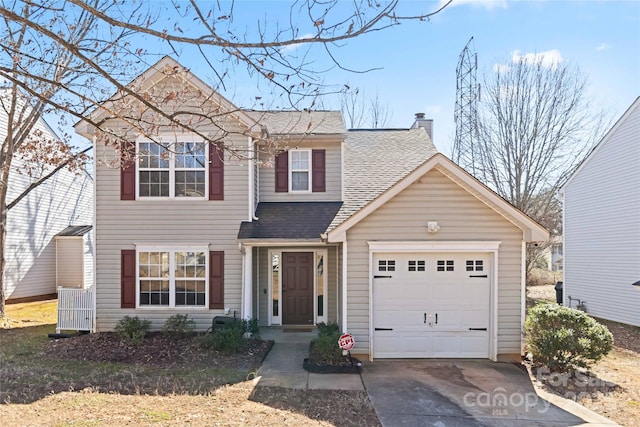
526, 286, 640, 426
0, 300, 379, 427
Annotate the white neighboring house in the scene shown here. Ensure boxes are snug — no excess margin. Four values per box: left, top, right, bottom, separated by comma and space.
562, 97, 640, 327
2, 94, 94, 302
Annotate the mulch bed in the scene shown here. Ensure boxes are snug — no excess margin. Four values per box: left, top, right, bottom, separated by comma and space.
304, 340, 362, 373
46, 332, 273, 370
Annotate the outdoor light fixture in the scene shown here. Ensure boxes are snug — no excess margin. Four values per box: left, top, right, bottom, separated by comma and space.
427, 221, 440, 233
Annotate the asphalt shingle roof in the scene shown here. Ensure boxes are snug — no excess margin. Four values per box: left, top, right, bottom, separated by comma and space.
328, 127, 439, 230
238, 127, 437, 240
238, 202, 343, 240
56, 225, 93, 237
246, 110, 345, 135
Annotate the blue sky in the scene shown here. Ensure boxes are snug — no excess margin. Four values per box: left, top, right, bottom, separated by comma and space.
60, 0, 638, 155
187, 0, 639, 154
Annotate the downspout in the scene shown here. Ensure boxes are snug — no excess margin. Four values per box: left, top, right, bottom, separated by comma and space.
248, 137, 258, 221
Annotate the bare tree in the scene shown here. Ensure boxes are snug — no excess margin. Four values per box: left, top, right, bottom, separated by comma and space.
472, 57, 609, 273
340, 88, 367, 129
0, 1, 451, 316
369, 91, 392, 128
340, 88, 392, 128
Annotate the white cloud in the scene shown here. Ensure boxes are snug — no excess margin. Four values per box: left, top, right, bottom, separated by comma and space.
596, 43, 611, 51
492, 49, 564, 74
511, 49, 564, 68
440, 0, 508, 10
280, 33, 314, 54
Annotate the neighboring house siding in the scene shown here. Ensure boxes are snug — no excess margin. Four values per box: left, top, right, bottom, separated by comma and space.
259, 140, 342, 202
345, 169, 523, 357
93, 133, 250, 332
564, 101, 640, 327
5, 159, 93, 300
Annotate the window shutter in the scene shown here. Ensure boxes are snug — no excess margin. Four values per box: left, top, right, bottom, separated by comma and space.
275, 151, 288, 192
121, 249, 136, 308
209, 251, 224, 309
312, 149, 326, 192
209, 144, 224, 200
120, 141, 136, 200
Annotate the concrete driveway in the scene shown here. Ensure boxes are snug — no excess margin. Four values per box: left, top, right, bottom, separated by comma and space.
360, 360, 616, 427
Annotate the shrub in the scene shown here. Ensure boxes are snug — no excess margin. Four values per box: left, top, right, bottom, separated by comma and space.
211, 319, 246, 353
316, 321, 340, 338
524, 303, 613, 373
163, 314, 195, 339
114, 315, 150, 345
244, 317, 260, 339
312, 322, 343, 365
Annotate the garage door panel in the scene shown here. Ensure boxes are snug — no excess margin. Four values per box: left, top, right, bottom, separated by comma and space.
373, 252, 491, 359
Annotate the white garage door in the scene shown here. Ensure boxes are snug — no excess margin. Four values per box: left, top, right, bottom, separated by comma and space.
373, 252, 491, 358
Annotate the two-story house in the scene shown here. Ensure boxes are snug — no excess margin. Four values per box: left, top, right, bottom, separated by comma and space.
75, 57, 547, 361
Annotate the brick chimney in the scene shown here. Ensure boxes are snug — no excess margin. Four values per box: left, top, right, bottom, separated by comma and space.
411, 113, 433, 140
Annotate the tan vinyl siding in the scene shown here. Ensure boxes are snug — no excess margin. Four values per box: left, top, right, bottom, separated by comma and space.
93, 132, 249, 332
56, 238, 84, 287
84, 232, 94, 289
346, 169, 524, 357
564, 100, 640, 327
259, 140, 342, 202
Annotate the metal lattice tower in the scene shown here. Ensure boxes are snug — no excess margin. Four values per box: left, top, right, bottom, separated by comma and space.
452, 37, 481, 176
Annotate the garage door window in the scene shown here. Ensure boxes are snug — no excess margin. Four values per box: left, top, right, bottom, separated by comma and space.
408, 260, 426, 272
378, 260, 395, 271
437, 260, 454, 272
466, 260, 484, 271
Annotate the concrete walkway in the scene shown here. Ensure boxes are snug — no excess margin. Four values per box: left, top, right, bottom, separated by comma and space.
253, 327, 363, 390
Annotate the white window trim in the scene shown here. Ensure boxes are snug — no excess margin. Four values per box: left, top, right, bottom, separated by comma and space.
288, 149, 312, 193
136, 136, 208, 200
136, 245, 209, 309
267, 248, 328, 325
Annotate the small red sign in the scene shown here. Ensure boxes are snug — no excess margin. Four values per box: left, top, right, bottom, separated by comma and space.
338, 333, 355, 351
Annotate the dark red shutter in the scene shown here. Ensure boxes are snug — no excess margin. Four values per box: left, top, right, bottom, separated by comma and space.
121, 249, 136, 308
209, 144, 224, 200
120, 141, 136, 200
312, 149, 326, 192
275, 151, 288, 192
209, 251, 224, 309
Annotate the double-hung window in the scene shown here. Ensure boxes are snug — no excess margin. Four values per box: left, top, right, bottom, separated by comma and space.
290, 150, 310, 192
138, 140, 206, 198
138, 248, 207, 307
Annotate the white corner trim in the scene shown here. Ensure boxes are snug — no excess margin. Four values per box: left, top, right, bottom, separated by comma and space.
342, 240, 348, 334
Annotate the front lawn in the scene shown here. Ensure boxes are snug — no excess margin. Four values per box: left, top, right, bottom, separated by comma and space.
0, 300, 379, 426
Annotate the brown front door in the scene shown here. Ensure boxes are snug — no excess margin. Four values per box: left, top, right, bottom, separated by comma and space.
282, 252, 314, 325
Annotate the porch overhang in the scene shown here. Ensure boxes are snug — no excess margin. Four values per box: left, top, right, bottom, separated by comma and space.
238, 201, 342, 241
